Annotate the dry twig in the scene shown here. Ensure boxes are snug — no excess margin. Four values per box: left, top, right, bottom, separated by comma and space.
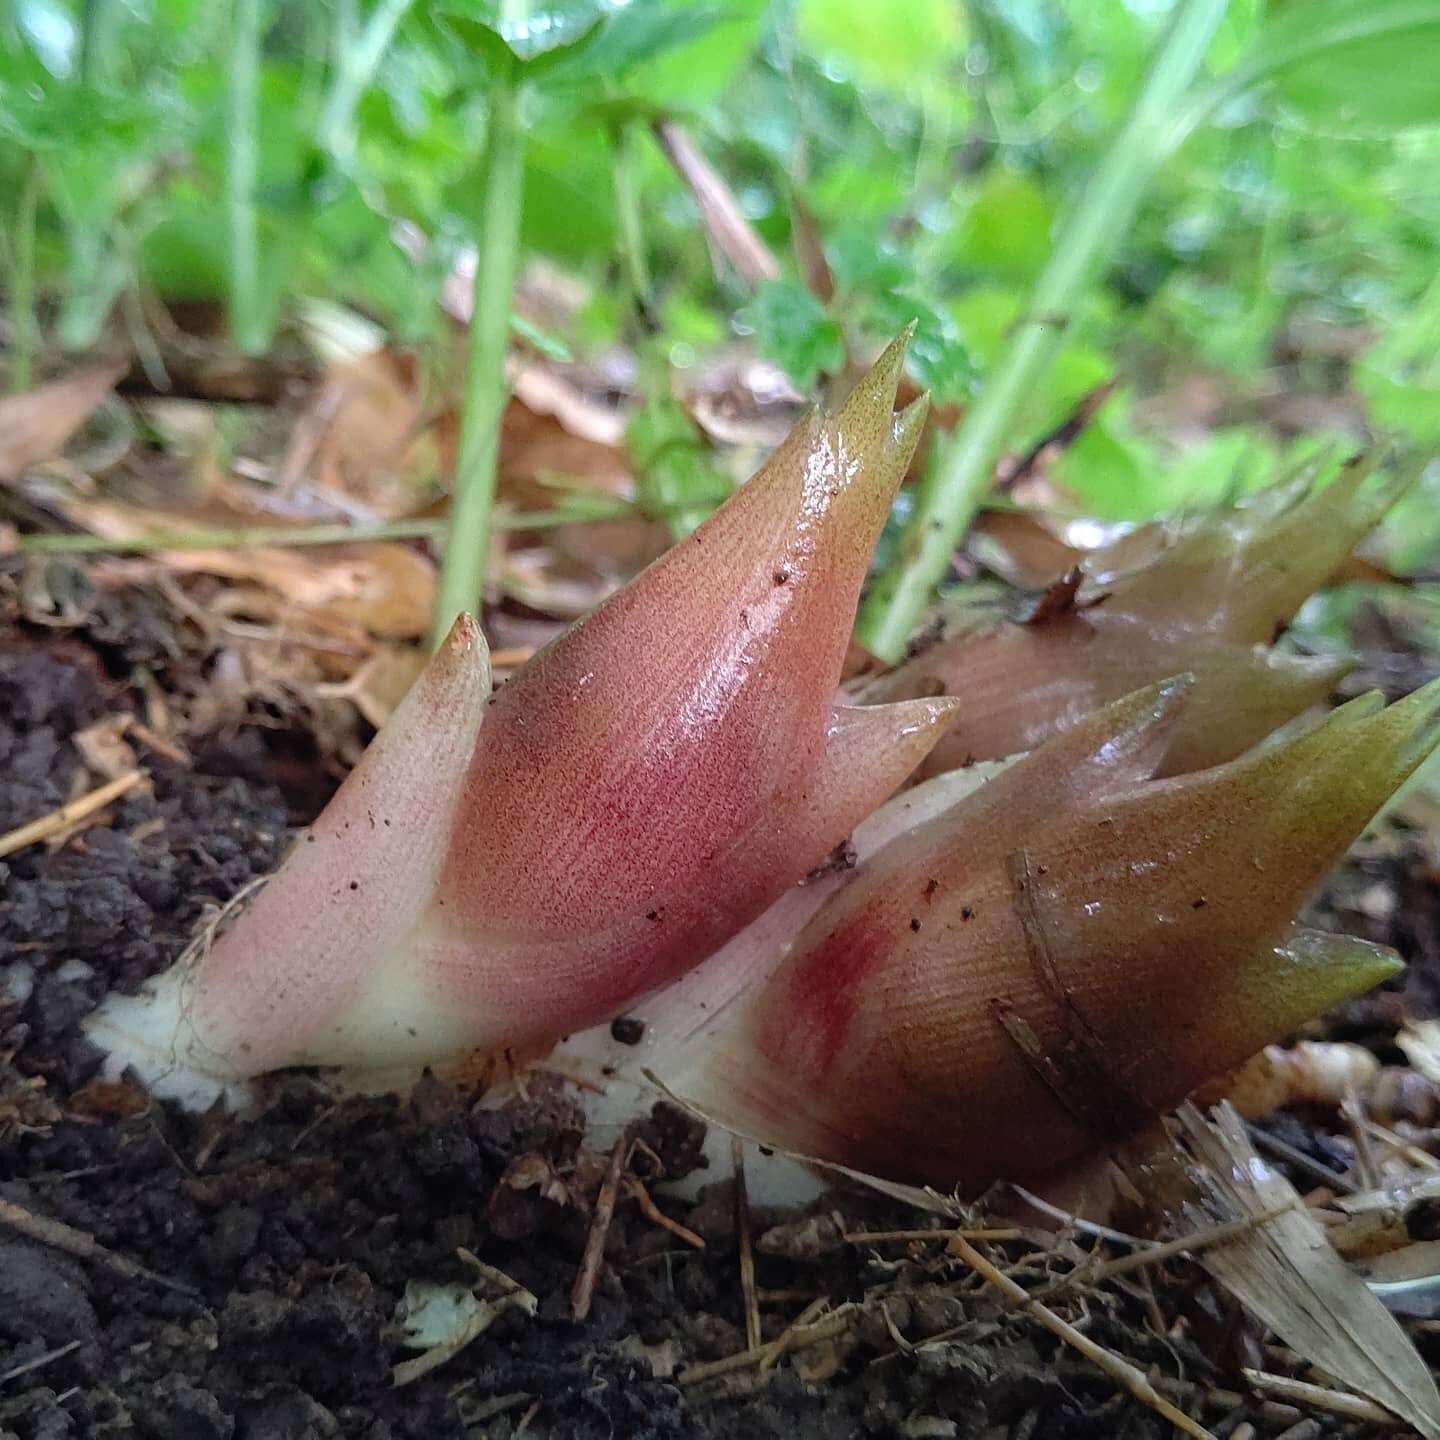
571, 1131, 633, 1321
733, 1137, 762, 1351
946, 1232, 1216, 1440
679, 1307, 860, 1386
1030, 1205, 1297, 1302
0, 770, 145, 859
0, 1197, 199, 1298
624, 1173, 705, 1250
0, 1340, 83, 1386
845, 1226, 1024, 1245
1243, 1368, 1406, 1426
759, 1297, 830, 1375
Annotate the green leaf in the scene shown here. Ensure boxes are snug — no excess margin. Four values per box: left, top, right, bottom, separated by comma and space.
952, 168, 1057, 280
891, 300, 975, 402
1250, 0, 1440, 132
16, 0, 78, 79
513, 123, 618, 263
436, 12, 522, 77
746, 278, 845, 393
827, 221, 909, 296
616, 0, 764, 110
1049, 403, 1160, 521
527, 0, 725, 88
796, 0, 964, 94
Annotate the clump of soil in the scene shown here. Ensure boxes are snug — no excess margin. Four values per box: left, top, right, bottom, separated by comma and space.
1, 632, 1435, 1440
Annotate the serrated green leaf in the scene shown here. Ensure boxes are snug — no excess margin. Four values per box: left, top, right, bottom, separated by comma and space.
746, 278, 845, 392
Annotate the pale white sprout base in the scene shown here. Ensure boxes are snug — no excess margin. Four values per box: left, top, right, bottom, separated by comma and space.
84, 967, 249, 1112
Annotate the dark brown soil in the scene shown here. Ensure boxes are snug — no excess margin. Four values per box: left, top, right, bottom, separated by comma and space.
1, 620, 1432, 1440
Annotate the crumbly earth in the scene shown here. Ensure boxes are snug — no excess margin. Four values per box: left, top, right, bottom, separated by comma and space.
1, 629, 1434, 1440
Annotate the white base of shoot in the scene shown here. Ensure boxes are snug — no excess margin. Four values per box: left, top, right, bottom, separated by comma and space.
84, 968, 249, 1112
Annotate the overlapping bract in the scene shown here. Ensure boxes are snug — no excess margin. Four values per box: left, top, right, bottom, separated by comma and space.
662, 681, 1436, 1192
86, 335, 957, 1091
867, 457, 1401, 779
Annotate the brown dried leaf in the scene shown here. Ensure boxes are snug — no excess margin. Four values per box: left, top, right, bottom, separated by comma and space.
67, 1077, 151, 1119
973, 507, 1085, 588
0, 363, 128, 483
315, 645, 428, 729
292, 349, 436, 517
1176, 1101, 1440, 1440
1398, 1021, 1440, 1087
71, 716, 140, 781
63, 496, 436, 639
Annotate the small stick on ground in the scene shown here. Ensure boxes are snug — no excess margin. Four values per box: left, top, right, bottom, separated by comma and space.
571, 1130, 633, 1321
845, 1226, 1024, 1245
1030, 1204, 1297, 1302
1358, 1114, 1440, 1171
128, 718, 192, 767
1242, 1368, 1407, 1427
946, 1232, 1216, 1440
997, 379, 1118, 492
624, 1173, 705, 1250
0, 770, 145, 859
759, 1297, 829, 1374
0, 1340, 82, 1386
1343, 1092, 1381, 1192
733, 1137, 761, 1351
1246, 1122, 1356, 1193
679, 1308, 859, 1386
0, 1197, 199, 1298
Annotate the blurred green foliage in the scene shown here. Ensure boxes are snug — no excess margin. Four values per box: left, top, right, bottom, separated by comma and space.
2, 0, 1439, 547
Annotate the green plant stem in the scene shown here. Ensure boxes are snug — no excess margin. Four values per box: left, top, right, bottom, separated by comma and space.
226, 0, 267, 356
430, 57, 527, 648
318, 0, 417, 162
8, 160, 40, 393
79, 0, 122, 86
855, 0, 1228, 662
614, 120, 652, 311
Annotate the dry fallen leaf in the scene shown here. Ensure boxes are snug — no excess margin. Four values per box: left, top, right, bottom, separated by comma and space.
313, 644, 428, 729
283, 348, 439, 517
71, 716, 140, 781
0, 362, 129, 483
62, 495, 437, 639
1177, 1101, 1440, 1439
1399, 1021, 1440, 1087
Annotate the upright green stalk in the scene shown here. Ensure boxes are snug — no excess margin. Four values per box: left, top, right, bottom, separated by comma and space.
79, 0, 121, 85
855, 0, 1229, 662
8, 160, 40, 392
430, 56, 528, 646
226, 0, 267, 356
318, 0, 417, 163
614, 120, 652, 311
613, 120, 716, 537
